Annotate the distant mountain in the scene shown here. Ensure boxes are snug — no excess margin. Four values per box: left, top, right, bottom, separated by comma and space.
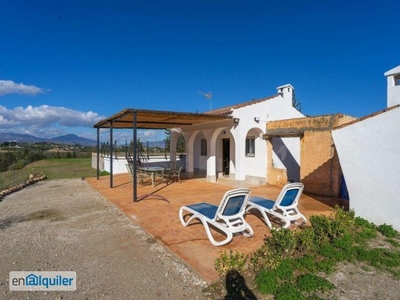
0, 132, 97, 146
49, 134, 97, 146
0, 133, 47, 143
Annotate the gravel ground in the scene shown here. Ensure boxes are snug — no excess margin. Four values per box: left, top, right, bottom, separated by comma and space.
0, 179, 207, 300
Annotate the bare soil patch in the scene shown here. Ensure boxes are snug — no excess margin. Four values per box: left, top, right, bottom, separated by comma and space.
0, 179, 207, 299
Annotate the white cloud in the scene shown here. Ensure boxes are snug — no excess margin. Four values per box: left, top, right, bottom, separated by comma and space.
0, 105, 168, 142
99, 129, 167, 144
143, 130, 156, 138
0, 80, 44, 96
0, 105, 105, 133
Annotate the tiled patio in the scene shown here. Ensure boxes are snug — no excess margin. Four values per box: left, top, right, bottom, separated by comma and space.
86, 174, 346, 284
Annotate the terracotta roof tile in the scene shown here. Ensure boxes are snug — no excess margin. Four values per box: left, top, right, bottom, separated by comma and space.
333, 104, 400, 130
204, 95, 277, 116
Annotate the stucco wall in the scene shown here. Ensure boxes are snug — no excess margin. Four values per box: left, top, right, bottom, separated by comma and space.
387, 84, 400, 107
266, 114, 355, 196
332, 107, 400, 230
230, 95, 303, 183
386, 68, 400, 107
272, 137, 301, 182
266, 138, 288, 186
301, 131, 341, 197
193, 133, 207, 172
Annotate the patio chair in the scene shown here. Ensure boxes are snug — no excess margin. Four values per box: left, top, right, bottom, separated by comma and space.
125, 164, 150, 185
169, 164, 182, 183
162, 161, 175, 181
246, 182, 306, 229
179, 188, 254, 246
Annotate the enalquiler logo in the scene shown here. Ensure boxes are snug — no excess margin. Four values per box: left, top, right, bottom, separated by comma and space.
9, 271, 76, 291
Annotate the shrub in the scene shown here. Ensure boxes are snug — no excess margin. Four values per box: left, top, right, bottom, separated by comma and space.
353, 245, 370, 262
267, 228, 297, 258
294, 255, 317, 273
354, 217, 376, 230
25, 151, 46, 163
332, 206, 355, 228
318, 244, 345, 262
333, 233, 353, 250
250, 243, 281, 271
310, 215, 344, 244
378, 224, 398, 238
368, 248, 400, 269
297, 274, 335, 293
315, 259, 336, 274
296, 226, 316, 253
354, 218, 378, 243
355, 227, 377, 243
275, 258, 294, 281
254, 269, 279, 295
214, 250, 248, 276
8, 159, 28, 170
275, 283, 306, 300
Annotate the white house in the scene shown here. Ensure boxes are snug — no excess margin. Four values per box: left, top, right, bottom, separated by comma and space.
332, 65, 400, 230
169, 84, 304, 187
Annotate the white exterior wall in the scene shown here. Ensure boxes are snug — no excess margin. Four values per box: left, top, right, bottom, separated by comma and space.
171, 84, 304, 186
332, 107, 400, 230
102, 156, 175, 174
272, 137, 301, 181
231, 95, 303, 184
385, 65, 400, 108
387, 76, 400, 107
244, 129, 265, 178
103, 156, 129, 174
193, 133, 207, 173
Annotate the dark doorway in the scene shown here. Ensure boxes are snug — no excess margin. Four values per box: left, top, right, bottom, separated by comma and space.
222, 138, 230, 176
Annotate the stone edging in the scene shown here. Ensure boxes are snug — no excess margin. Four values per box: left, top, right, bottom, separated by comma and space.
0, 175, 47, 201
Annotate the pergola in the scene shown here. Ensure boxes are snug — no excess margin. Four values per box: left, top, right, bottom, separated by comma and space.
93, 108, 231, 202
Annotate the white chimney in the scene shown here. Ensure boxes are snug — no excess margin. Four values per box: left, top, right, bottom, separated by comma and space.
384, 65, 400, 108
276, 84, 294, 102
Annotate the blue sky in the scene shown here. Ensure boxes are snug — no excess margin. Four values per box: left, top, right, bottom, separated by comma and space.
1, 0, 399, 142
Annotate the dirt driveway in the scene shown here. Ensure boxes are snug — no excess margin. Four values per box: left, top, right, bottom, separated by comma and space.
0, 179, 207, 299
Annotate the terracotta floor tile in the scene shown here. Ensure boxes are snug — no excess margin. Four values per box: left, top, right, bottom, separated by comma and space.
86, 174, 346, 284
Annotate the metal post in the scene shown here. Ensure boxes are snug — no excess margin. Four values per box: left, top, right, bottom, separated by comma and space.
110, 122, 113, 188
133, 111, 137, 202
96, 128, 100, 179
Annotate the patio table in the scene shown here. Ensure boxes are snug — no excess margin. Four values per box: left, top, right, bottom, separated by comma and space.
136, 166, 169, 203
139, 166, 165, 187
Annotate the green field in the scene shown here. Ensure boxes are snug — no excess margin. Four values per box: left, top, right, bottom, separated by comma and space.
0, 158, 99, 190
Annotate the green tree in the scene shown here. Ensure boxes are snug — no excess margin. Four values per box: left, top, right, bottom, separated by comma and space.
177, 135, 186, 154
164, 130, 170, 152
0, 152, 17, 172
292, 90, 301, 112
161, 131, 185, 154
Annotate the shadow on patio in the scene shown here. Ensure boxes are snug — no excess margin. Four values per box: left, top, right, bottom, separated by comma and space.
86, 174, 346, 284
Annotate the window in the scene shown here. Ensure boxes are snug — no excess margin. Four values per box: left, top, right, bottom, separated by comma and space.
246, 137, 255, 157
395, 75, 400, 86
201, 139, 207, 156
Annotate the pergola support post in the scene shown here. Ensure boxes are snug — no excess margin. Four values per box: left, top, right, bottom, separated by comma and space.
133, 111, 138, 202
96, 127, 100, 179
110, 121, 113, 188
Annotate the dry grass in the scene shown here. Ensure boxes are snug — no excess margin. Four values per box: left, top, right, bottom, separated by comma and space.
0, 158, 97, 190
